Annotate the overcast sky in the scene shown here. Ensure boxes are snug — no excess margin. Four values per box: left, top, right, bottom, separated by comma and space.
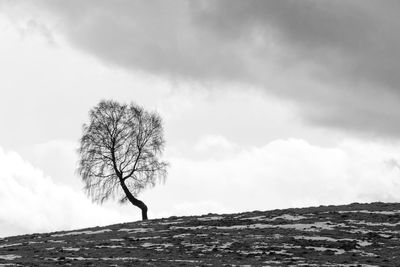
1, 0, 400, 237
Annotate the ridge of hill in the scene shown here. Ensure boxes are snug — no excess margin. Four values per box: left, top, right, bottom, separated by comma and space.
1, 202, 400, 266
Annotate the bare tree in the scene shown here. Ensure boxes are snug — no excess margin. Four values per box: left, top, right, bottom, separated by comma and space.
78, 100, 167, 220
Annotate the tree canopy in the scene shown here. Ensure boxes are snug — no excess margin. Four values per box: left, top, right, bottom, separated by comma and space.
77, 100, 167, 220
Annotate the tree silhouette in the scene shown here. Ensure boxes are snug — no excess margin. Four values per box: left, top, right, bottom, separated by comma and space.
78, 100, 167, 220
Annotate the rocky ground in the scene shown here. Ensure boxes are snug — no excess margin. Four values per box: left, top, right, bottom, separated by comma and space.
1, 202, 400, 266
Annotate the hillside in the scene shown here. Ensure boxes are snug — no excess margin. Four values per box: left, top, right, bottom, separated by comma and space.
1, 202, 399, 266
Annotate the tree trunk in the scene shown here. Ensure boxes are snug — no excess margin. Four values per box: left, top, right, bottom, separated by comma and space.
119, 179, 148, 220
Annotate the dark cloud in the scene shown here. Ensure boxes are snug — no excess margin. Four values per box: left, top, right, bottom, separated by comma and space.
31, 0, 248, 81
7, 0, 400, 136
197, 1, 400, 90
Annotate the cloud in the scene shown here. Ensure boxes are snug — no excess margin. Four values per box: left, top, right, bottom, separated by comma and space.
18, 140, 81, 189
143, 137, 400, 217
4, 0, 400, 137
0, 15, 176, 147
0, 146, 132, 237
193, 1, 400, 137
194, 135, 238, 158
2, 136, 400, 237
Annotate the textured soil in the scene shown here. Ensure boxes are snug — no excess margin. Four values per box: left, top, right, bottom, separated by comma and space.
1, 202, 400, 266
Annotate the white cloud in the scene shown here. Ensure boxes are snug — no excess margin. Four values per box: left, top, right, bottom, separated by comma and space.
2, 137, 400, 237
18, 140, 80, 189
194, 135, 238, 158
0, 146, 133, 237
143, 138, 400, 217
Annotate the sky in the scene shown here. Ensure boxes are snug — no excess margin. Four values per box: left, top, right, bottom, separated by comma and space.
1, 0, 400, 237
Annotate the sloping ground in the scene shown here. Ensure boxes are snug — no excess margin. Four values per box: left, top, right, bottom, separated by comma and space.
1, 202, 400, 266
